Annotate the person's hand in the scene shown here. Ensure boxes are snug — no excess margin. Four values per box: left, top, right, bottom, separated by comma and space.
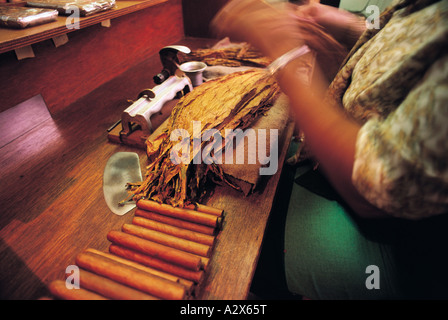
296, 3, 366, 47
211, 0, 305, 61
211, 0, 351, 81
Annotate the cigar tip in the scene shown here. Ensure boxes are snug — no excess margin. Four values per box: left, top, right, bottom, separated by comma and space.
216, 217, 224, 230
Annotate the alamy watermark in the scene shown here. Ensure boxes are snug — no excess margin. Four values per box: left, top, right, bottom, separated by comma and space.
365, 265, 380, 290
169, 121, 279, 176
65, 5, 80, 30
65, 265, 80, 289
64, 5, 382, 31
65, 265, 381, 293
366, 5, 381, 30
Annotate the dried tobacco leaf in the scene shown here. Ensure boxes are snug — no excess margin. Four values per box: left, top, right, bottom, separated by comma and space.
178, 44, 271, 68
129, 69, 280, 207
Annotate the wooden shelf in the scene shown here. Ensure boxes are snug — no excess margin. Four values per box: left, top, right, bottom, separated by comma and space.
0, 0, 168, 54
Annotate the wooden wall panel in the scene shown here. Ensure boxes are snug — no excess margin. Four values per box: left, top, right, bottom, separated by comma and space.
182, 0, 228, 38
0, 0, 184, 115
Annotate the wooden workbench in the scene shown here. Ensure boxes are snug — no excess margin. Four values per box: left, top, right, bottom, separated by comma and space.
0, 35, 295, 300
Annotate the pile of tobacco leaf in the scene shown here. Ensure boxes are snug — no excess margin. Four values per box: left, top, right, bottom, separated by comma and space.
178, 44, 271, 68
128, 69, 280, 207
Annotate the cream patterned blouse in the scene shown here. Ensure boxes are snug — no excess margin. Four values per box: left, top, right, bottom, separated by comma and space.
331, 0, 448, 219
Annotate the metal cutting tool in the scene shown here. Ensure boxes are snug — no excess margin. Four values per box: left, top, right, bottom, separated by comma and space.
107, 45, 193, 148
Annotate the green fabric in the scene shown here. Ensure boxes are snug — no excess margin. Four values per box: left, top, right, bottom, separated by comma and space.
283, 167, 448, 300
285, 168, 400, 299
251, 139, 448, 300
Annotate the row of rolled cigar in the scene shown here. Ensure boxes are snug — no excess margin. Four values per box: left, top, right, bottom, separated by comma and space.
48, 199, 224, 300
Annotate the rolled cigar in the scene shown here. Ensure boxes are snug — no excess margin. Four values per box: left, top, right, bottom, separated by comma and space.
85, 248, 194, 291
137, 199, 222, 228
135, 209, 216, 236
110, 245, 204, 283
107, 230, 202, 271
122, 223, 211, 257
133, 215, 215, 246
185, 203, 224, 217
77, 269, 159, 300
48, 280, 108, 300
76, 251, 186, 300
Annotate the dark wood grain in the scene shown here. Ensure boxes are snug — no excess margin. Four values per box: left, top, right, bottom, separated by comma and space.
182, 0, 229, 38
0, 0, 169, 54
0, 0, 184, 115
0, 36, 295, 300
196, 122, 294, 300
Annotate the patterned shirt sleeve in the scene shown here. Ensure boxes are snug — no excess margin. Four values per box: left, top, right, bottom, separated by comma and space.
352, 54, 448, 219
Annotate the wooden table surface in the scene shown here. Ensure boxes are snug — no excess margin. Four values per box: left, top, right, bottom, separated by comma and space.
0, 37, 294, 300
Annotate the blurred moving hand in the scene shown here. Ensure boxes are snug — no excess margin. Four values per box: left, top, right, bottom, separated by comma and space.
211, 0, 305, 61
212, 0, 363, 81
296, 2, 366, 47
212, 0, 365, 60
212, 0, 388, 219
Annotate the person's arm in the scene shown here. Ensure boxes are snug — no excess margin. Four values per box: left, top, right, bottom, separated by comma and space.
212, 0, 389, 218
277, 61, 389, 218
296, 3, 367, 49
